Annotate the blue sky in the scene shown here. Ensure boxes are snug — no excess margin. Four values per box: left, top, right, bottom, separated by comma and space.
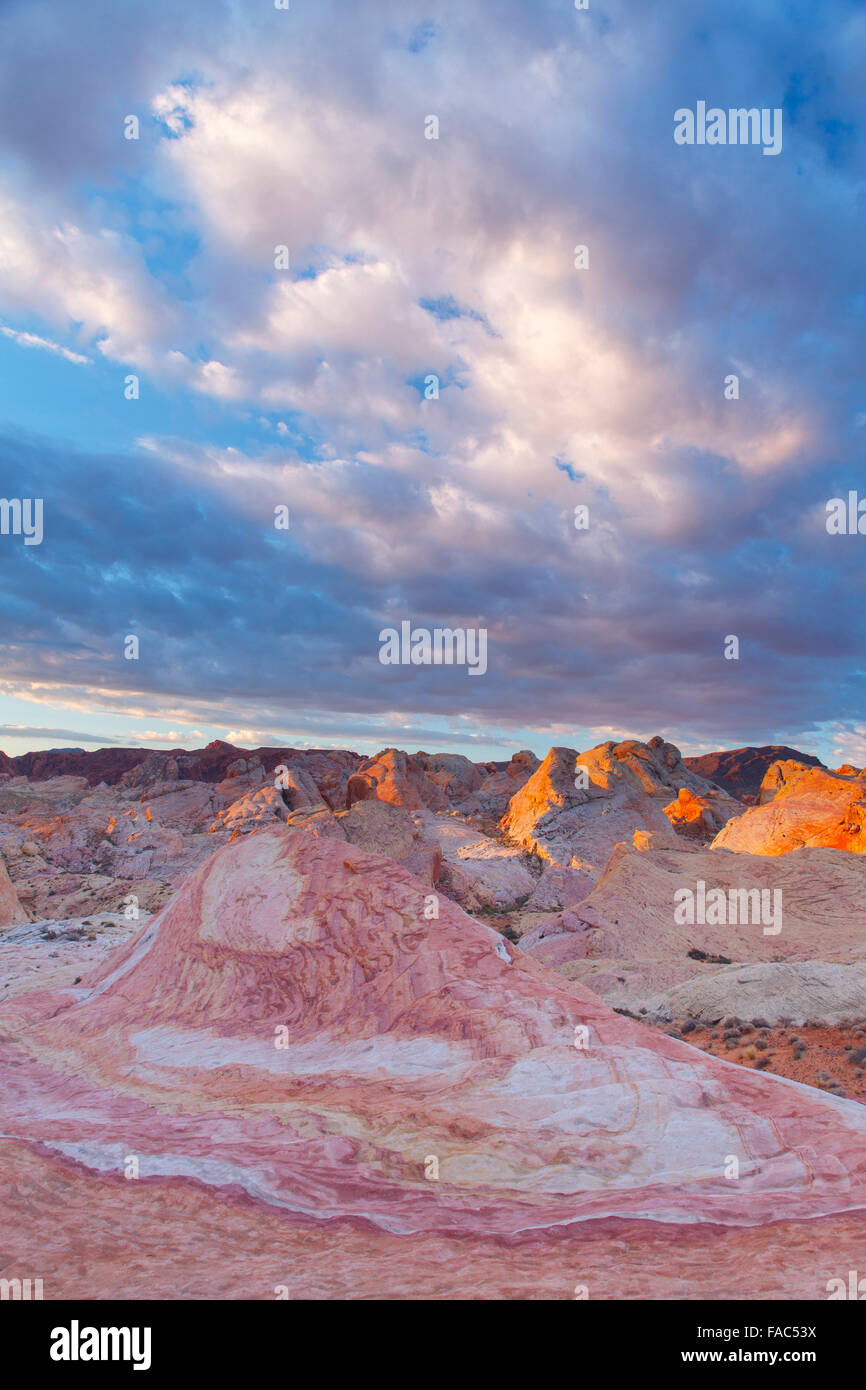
0, 0, 865, 765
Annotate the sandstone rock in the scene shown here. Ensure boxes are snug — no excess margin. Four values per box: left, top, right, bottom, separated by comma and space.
333, 800, 441, 885
284, 806, 345, 838
213, 756, 267, 801
501, 737, 741, 873
0, 774, 91, 817
343, 747, 526, 817
117, 752, 182, 792
757, 760, 818, 805
5, 827, 866, 1298
683, 746, 823, 800
519, 838, 866, 1011
0, 914, 142, 1001
12, 874, 172, 921
136, 781, 227, 833
664, 786, 733, 840
509, 750, 540, 773
271, 762, 327, 812
211, 785, 290, 837
633, 828, 682, 851
649, 962, 866, 1028
414, 810, 535, 910
0, 851, 29, 928
346, 747, 441, 811
523, 863, 594, 912
420, 752, 482, 801
713, 765, 866, 855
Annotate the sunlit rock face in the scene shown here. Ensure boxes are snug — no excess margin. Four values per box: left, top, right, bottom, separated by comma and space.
346, 747, 476, 812
712, 764, 866, 855
4, 826, 866, 1299
663, 787, 735, 840
500, 737, 741, 873
683, 746, 824, 802
344, 747, 537, 819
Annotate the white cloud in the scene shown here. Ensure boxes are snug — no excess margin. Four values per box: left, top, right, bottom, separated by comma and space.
0, 324, 90, 365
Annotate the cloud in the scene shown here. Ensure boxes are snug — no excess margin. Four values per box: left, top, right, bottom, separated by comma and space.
0, 724, 120, 745
0, 0, 864, 756
0, 325, 91, 366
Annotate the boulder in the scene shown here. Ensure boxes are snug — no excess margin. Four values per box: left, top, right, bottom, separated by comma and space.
211, 785, 290, 838
414, 810, 535, 910
664, 786, 734, 840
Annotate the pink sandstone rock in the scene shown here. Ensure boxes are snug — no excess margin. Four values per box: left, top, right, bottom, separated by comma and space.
346, 747, 445, 810
415, 810, 536, 911
344, 747, 534, 819
4, 827, 866, 1299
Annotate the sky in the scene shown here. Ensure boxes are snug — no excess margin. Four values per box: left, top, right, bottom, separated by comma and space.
0, 0, 865, 765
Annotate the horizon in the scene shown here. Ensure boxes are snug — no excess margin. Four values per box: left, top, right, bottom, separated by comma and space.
0, 732, 827, 766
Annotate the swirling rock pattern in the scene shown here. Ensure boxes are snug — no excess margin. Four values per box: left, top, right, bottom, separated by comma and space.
2, 827, 866, 1299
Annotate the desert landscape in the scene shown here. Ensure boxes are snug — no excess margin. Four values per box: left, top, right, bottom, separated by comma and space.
1, 0, 864, 1328
2, 735, 866, 1299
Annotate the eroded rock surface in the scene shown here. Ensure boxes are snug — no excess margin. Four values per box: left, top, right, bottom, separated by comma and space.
519, 839, 866, 1010
4, 826, 866, 1298
501, 737, 741, 872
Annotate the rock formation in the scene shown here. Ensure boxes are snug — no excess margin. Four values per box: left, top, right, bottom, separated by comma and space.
334, 800, 441, 885
501, 736, 741, 873
0, 850, 29, 928
4, 826, 866, 1298
713, 764, 866, 855
683, 746, 823, 801
664, 786, 736, 839
648, 961, 866, 1028
519, 837, 866, 1010
210, 784, 290, 838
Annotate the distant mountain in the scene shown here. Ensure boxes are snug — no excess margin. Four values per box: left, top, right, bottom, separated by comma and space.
1, 740, 362, 787
683, 746, 824, 801
9, 747, 152, 785
0, 737, 830, 801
